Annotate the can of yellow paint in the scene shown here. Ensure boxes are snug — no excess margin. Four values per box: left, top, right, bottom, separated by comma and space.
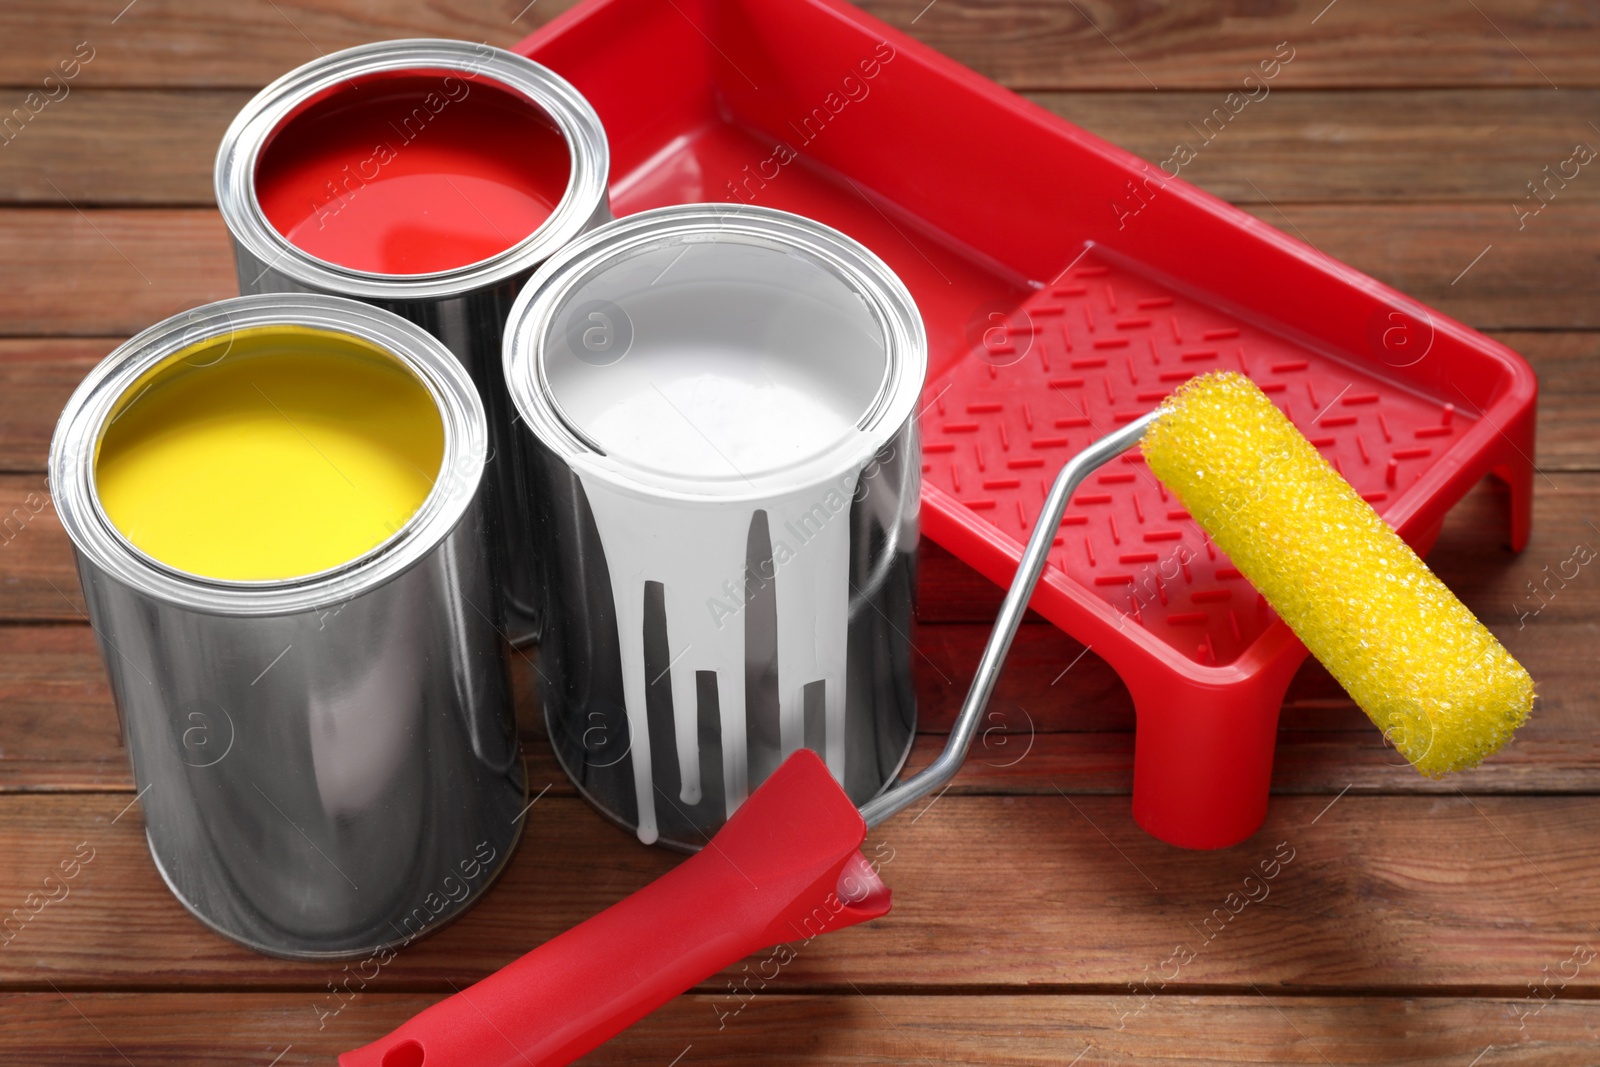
49, 293, 525, 959
215, 39, 613, 642
504, 204, 924, 850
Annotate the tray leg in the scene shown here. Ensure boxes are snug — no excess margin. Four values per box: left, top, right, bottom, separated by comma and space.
1485, 397, 1537, 554
1123, 662, 1296, 850
1492, 453, 1534, 555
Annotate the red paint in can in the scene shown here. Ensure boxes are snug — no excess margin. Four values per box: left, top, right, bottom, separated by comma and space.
255, 70, 572, 274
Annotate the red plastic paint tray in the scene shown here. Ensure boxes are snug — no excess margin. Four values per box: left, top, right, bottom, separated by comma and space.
516, 0, 1537, 849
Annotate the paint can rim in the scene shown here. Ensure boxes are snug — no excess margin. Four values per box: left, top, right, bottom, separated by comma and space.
49, 293, 488, 616
214, 38, 610, 299
502, 203, 928, 503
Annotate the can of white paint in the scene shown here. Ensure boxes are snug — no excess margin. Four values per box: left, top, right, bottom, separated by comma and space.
504, 204, 924, 849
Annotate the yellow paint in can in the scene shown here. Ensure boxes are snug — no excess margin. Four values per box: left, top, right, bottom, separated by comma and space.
94, 326, 444, 582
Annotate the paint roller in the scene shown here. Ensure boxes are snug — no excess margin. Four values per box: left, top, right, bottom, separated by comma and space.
343, 370, 1532, 1067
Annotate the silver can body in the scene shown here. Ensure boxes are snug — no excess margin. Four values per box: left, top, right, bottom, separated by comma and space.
215, 39, 612, 639
50, 295, 526, 959
504, 205, 926, 851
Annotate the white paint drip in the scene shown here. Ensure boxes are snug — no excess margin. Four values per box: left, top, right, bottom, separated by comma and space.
572, 372, 874, 844
768, 485, 853, 781
579, 482, 751, 844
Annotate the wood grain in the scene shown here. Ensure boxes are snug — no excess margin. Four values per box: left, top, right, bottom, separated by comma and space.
0, 0, 567, 90
0, 1, 1591, 91
1235, 200, 1600, 329
1509, 330, 1600, 474
6, 609, 1600, 796
0, 472, 82, 620
5, 88, 1598, 207
0, 340, 108, 472
0, 210, 235, 337
0, 90, 249, 205
2, 790, 1598, 994
0, 992, 1594, 1065
1035, 88, 1600, 205
879, 0, 1598, 92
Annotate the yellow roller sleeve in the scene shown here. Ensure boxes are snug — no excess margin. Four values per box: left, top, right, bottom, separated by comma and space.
1142, 371, 1533, 776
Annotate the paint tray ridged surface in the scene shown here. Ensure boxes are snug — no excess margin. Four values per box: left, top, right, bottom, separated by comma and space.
518, 0, 1538, 847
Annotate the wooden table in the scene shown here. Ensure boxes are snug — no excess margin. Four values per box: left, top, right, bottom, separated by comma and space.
3, 2, 1597, 1063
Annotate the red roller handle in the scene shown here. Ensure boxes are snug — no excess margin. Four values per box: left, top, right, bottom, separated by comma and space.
341, 750, 891, 1067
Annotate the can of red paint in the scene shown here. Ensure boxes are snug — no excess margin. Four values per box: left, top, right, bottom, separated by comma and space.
50, 294, 525, 959
504, 204, 924, 850
215, 39, 611, 639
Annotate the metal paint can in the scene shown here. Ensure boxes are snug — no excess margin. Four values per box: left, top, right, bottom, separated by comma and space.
215, 38, 612, 640
50, 293, 525, 959
504, 204, 924, 850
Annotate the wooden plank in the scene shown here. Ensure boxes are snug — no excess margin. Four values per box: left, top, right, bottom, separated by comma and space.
0, 1, 563, 90
0, 340, 107, 472
0, 472, 82, 620
0, 624, 123, 791
902, 726, 1600, 796
1507, 329, 1600, 474
1034, 88, 1600, 205
5, 88, 1599, 208
886, 0, 1599, 91
1232, 200, 1600, 330
0, 210, 236, 337
0, 90, 248, 205
0, 991, 1595, 1065
1, 204, 1593, 337
2, 790, 1598, 992
0, 1, 1592, 91
6, 610, 1598, 795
